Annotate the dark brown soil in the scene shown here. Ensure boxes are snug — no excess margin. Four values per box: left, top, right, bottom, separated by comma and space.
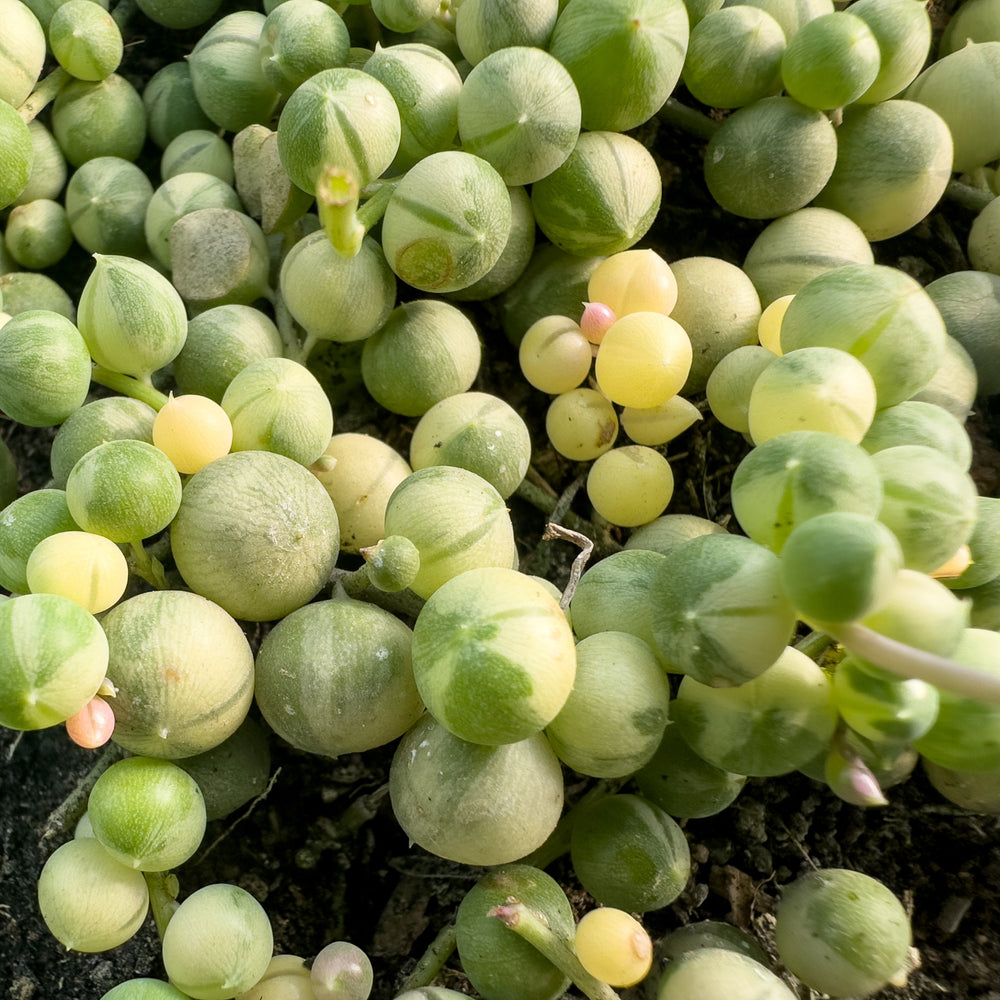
2, 3, 1000, 1000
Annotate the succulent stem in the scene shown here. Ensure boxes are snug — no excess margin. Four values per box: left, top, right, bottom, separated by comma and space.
656, 97, 721, 141
127, 540, 169, 590
517, 778, 623, 870
794, 629, 837, 663
318, 166, 366, 258
40, 742, 126, 844
91, 365, 170, 411
17, 67, 71, 124
945, 178, 995, 214
144, 870, 180, 938
329, 570, 426, 622
514, 474, 616, 550
396, 921, 458, 992
356, 179, 399, 235
488, 899, 621, 1000
273, 290, 303, 360
337, 564, 372, 599
292, 332, 319, 366
822, 621, 1000, 705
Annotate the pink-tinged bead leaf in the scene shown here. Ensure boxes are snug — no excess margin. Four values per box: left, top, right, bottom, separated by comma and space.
66, 695, 115, 749
580, 301, 617, 345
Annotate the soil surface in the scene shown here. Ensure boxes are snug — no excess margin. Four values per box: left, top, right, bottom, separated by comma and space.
2, 3, 1000, 1000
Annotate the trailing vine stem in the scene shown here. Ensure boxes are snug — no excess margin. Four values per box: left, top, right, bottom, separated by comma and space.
396, 922, 458, 993
144, 870, 180, 939
656, 97, 722, 141
819, 621, 1000, 705
515, 471, 621, 556
91, 365, 170, 411
41, 742, 126, 844
944, 177, 995, 214
488, 899, 621, 1000
127, 539, 169, 590
518, 778, 625, 871
17, 67, 70, 124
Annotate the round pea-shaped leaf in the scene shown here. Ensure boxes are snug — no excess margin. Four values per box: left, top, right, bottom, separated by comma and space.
704, 96, 837, 220
0, 592, 108, 730
455, 865, 573, 1000
310, 432, 411, 555
780, 11, 881, 110
161, 883, 274, 1000
102, 590, 255, 759
279, 231, 396, 344
746, 346, 878, 445
390, 712, 564, 867
813, 100, 952, 242
89, 756, 207, 871
0, 100, 34, 211
650, 532, 798, 685
222, 356, 333, 467
380, 150, 512, 293
775, 869, 911, 998
49, 396, 156, 490
657, 948, 796, 1000
742, 205, 874, 307
672, 645, 839, 777
258, 0, 351, 95
408, 390, 531, 499
914, 628, 1000, 773
872, 444, 978, 573
173, 304, 284, 403
49, 1, 123, 81
548, 0, 689, 131
832, 656, 939, 746
37, 838, 149, 953
683, 6, 786, 109
779, 512, 903, 624
254, 597, 423, 758
169, 450, 340, 623
26, 529, 129, 614
458, 46, 580, 185
383, 467, 517, 602
411, 566, 575, 744
276, 66, 400, 195
634, 725, 747, 819
0, 309, 91, 427
531, 131, 661, 255
0, 489, 80, 594
546, 631, 670, 778
65, 156, 154, 257
51, 73, 147, 168
731, 430, 884, 553
188, 11, 281, 133
77, 253, 188, 379
0, 0, 46, 107
360, 299, 482, 417
570, 793, 691, 912
455, 0, 558, 65
861, 399, 973, 471
65, 439, 182, 544
779, 263, 947, 408
363, 42, 462, 173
